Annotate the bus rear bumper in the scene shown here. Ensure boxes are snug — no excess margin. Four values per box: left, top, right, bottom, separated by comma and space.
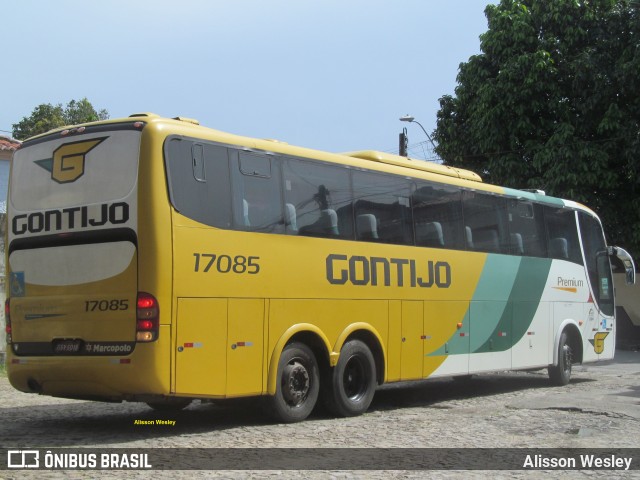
6, 345, 169, 402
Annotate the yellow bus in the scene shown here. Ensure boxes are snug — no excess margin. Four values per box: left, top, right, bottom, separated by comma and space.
5, 114, 636, 422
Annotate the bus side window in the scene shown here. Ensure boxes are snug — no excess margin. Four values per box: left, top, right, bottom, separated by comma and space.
507, 199, 547, 257
352, 171, 412, 245
462, 191, 509, 254
164, 137, 232, 228
282, 157, 352, 239
231, 151, 284, 234
544, 207, 583, 265
578, 212, 614, 316
412, 182, 463, 250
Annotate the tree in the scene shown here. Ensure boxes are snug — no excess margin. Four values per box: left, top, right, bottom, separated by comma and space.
433, 0, 640, 260
12, 98, 109, 140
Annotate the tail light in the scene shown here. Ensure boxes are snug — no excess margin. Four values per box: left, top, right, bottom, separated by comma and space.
136, 292, 159, 342
5, 299, 11, 344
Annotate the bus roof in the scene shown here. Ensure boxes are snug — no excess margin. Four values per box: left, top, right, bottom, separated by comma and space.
19, 113, 598, 218
342, 150, 483, 182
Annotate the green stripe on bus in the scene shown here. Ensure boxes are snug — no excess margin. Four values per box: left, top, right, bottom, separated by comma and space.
503, 187, 565, 206
507, 256, 552, 344
473, 256, 552, 353
428, 254, 552, 357
469, 255, 521, 352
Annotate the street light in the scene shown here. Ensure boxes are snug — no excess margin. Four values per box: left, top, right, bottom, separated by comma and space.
399, 115, 437, 150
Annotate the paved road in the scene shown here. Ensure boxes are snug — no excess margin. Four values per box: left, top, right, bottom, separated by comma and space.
1, 350, 639, 479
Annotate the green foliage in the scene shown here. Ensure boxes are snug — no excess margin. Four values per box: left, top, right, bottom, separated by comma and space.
12, 98, 109, 141
434, 0, 640, 260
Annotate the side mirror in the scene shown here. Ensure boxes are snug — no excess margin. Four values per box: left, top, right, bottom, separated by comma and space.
608, 246, 636, 285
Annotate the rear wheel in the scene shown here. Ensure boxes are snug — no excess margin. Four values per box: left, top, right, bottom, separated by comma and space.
268, 342, 319, 423
548, 331, 573, 386
324, 339, 377, 417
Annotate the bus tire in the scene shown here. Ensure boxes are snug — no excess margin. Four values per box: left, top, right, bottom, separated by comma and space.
324, 339, 377, 417
268, 342, 319, 423
548, 331, 572, 386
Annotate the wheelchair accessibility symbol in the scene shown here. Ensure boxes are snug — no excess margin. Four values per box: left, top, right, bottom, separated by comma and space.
10, 272, 25, 297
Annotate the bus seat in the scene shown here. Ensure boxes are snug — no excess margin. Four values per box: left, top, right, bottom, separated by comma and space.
284, 203, 298, 233
475, 229, 499, 252
510, 233, 524, 255
357, 214, 379, 240
416, 221, 444, 247
549, 237, 569, 259
319, 209, 339, 236
465, 226, 474, 249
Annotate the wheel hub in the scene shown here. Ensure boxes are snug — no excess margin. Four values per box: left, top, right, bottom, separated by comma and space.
343, 356, 366, 400
282, 361, 310, 406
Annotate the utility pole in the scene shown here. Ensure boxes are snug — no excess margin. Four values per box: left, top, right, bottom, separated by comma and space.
399, 127, 408, 157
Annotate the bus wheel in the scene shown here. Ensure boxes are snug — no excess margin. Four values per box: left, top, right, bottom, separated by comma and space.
324, 339, 377, 417
548, 331, 573, 386
269, 342, 319, 423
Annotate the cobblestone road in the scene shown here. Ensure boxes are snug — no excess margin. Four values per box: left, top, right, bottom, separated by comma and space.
1, 350, 639, 479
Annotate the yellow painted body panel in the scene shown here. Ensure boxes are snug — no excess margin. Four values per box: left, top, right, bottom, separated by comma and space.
171, 207, 487, 396
10, 254, 137, 344
227, 298, 265, 396
175, 298, 227, 396
400, 301, 424, 380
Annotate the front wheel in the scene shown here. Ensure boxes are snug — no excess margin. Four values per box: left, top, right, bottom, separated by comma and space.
548, 331, 573, 386
323, 339, 377, 417
268, 342, 319, 423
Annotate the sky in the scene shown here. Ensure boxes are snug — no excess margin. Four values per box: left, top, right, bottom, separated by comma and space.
1, 0, 492, 160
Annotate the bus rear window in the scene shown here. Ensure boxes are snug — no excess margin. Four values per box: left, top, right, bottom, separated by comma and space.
10, 130, 140, 212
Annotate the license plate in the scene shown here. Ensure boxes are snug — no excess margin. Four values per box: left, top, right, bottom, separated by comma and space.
53, 339, 83, 354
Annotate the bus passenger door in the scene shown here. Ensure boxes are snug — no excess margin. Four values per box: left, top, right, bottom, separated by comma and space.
175, 298, 227, 396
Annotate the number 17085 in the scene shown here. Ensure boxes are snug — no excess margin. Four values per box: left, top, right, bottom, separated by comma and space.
193, 253, 260, 274
85, 299, 129, 312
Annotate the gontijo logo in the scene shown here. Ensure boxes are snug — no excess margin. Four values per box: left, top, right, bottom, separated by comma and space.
34, 137, 107, 183
589, 332, 609, 354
